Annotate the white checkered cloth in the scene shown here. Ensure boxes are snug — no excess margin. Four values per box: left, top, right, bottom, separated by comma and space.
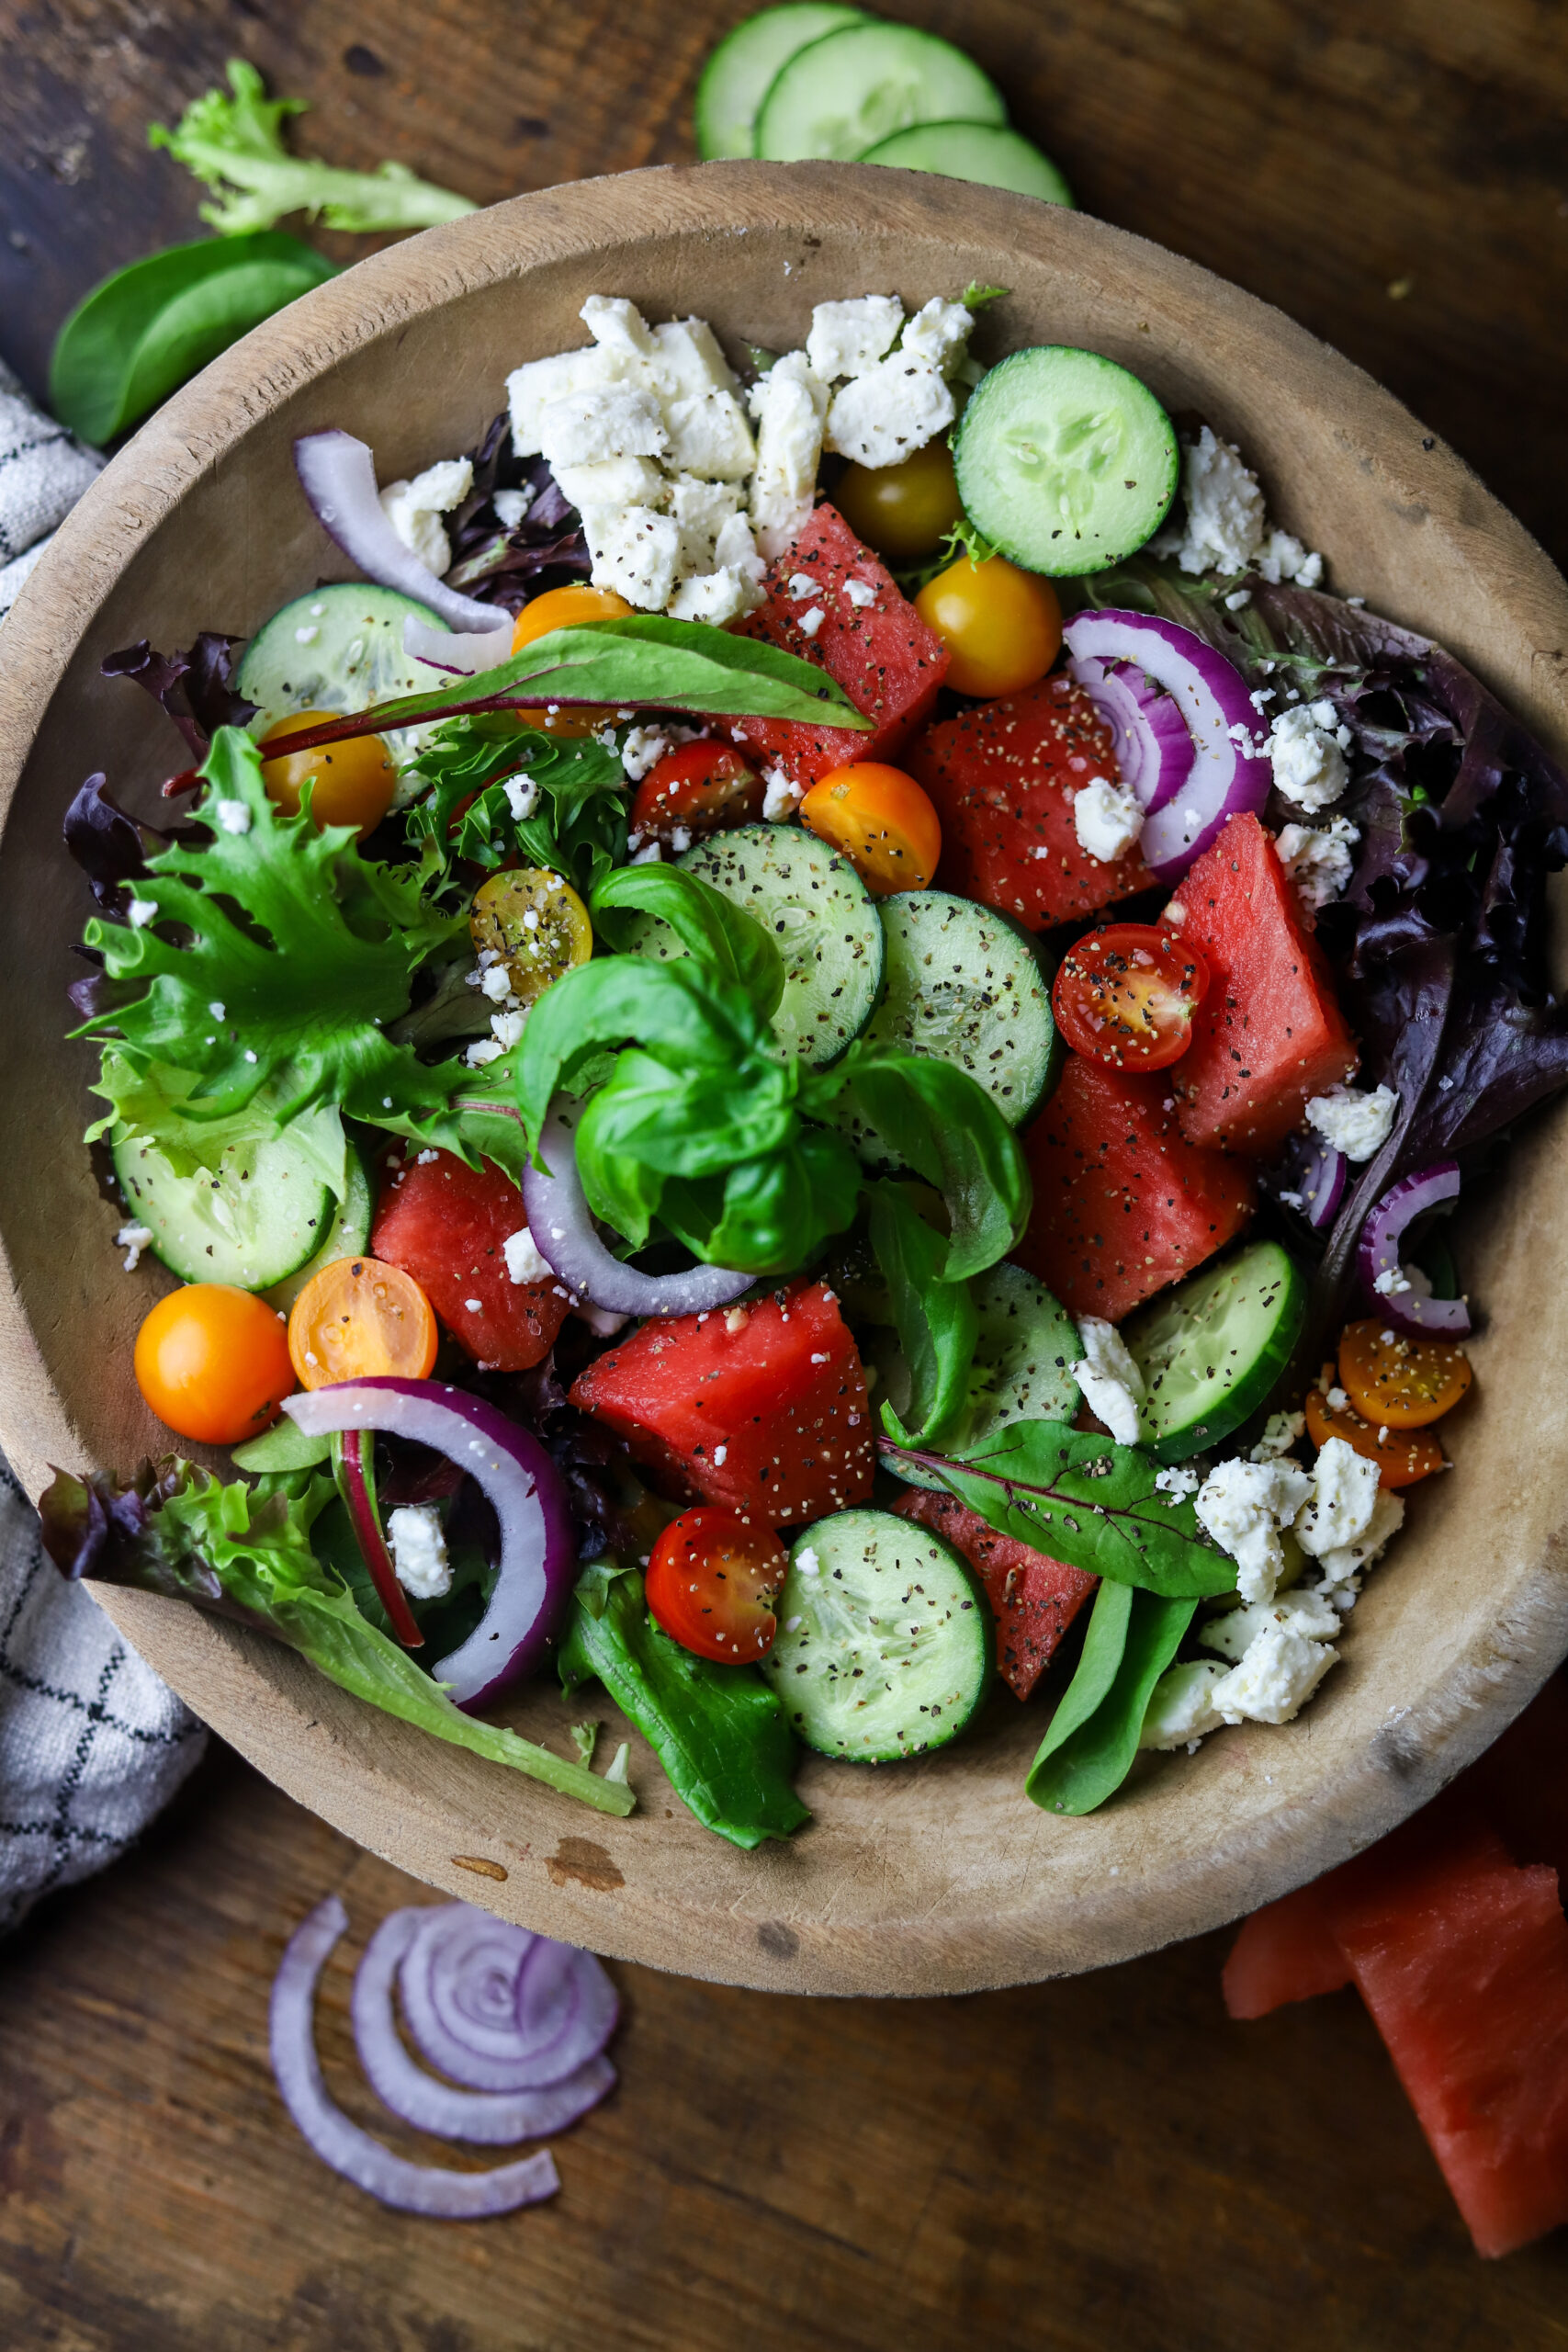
0, 361, 206, 1932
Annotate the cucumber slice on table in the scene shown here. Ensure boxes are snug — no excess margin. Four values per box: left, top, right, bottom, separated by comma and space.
695, 3, 867, 159
263, 1140, 376, 1314
625, 823, 884, 1066
835, 888, 1057, 1167
861, 120, 1075, 205
761, 1509, 991, 1760
1122, 1239, 1307, 1464
235, 582, 455, 770
881, 1261, 1080, 1488
954, 346, 1179, 577
113, 1125, 334, 1292
755, 22, 1006, 162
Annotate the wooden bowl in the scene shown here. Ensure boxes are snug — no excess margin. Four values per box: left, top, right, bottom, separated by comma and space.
2, 166, 1565, 1997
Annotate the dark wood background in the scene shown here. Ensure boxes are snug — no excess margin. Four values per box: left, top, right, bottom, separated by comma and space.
2, 3, 1566, 2344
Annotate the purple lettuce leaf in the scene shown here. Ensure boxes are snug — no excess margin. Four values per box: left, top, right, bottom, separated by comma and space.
443, 415, 590, 614
100, 631, 257, 757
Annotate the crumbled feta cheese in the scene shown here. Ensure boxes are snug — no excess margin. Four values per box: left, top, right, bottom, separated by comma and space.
787, 571, 818, 600
761, 764, 802, 823
294, 623, 319, 645
668, 560, 764, 625
1073, 773, 1144, 863
1305, 1082, 1399, 1162
798, 605, 825, 639
548, 453, 667, 514
898, 295, 974, 375
537, 384, 668, 469
1155, 1464, 1201, 1499
490, 1009, 526, 1050
662, 389, 756, 481
1139, 1659, 1230, 1750
579, 293, 658, 359
1249, 1409, 1307, 1463
1210, 1622, 1337, 1724
213, 797, 252, 835
1312, 1486, 1405, 1590
795, 1544, 819, 1577
583, 504, 682, 611
1276, 815, 1359, 908
825, 356, 955, 469
479, 963, 513, 1003
115, 1220, 154, 1272
1294, 1437, 1382, 1559
841, 577, 877, 608
491, 484, 536, 530
621, 726, 670, 782
388, 1503, 452, 1600
1200, 1588, 1342, 1662
502, 1226, 553, 1284
1153, 426, 1325, 588
806, 295, 904, 382
1372, 1265, 1413, 1296
465, 1038, 506, 1068
1269, 704, 1349, 811
507, 344, 629, 456
1072, 1316, 1145, 1446
208, 1001, 226, 1020
502, 775, 539, 823
1195, 1455, 1314, 1603
378, 457, 474, 577
670, 474, 744, 572
631, 840, 662, 864
1258, 530, 1323, 588
126, 898, 158, 928
748, 351, 829, 559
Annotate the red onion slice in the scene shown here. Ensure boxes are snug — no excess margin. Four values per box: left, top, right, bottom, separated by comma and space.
270, 1895, 560, 2216
294, 431, 502, 634
1266, 1134, 1348, 1232
1072, 653, 1194, 815
352, 1908, 615, 2143
1064, 609, 1272, 879
399, 1902, 619, 2092
1358, 1161, 1472, 1336
284, 1379, 577, 1709
336, 1429, 423, 1648
403, 614, 514, 675
523, 1102, 751, 1318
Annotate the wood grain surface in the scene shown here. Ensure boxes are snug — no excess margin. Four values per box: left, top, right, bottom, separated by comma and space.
1, 0, 1567, 2342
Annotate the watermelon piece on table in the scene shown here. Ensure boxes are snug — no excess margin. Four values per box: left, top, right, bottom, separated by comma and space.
1011, 1052, 1256, 1322
1223, 1879, 1353, 2019
906, 673, 1153, 930
891, 1487, 1098, 1700
1166, 810, 1358, 1156
371, 1148, 569, 1372
723, 503, 948, 791
568, 1278, 874, 1526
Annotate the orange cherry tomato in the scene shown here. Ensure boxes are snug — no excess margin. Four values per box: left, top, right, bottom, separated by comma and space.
646, 1507, 789, 1664
1052, 923, 1210, 1072
835, 440, 964, 564
1337, 1318, 1473, 1430
630, 741, 764, 847
512, 584, 636, 737
799, 762, 942, 895
1304, 1387, 1446, 1489
259, 710, 398, 839
134, 1283, 295, 1445
914, 552, 1062, 698
288, 1256, 439, 1390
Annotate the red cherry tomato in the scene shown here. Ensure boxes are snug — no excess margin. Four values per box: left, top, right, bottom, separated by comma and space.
629, 741, 764, 847
645, 1506, 789, 1663
1051, 922, 1211, 1071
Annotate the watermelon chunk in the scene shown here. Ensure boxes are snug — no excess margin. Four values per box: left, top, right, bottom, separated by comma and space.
1166, 811, 1358, 1156
906, 673, 1153, 930
1012, 1053, 1256, 1322
724, 503, 948, 790
891, 1487, 1097, 1699
568, 1278, 874, 1526
371, 1148, 569, 1372
1222, 1880, 1352, 2019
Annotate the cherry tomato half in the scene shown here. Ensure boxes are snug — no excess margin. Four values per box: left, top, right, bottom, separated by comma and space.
835, 440, 964, 564
646, 1506, 789, 1663
799, 762, 942, 895
134, 1283, 295, 1445
1051, 923, 1211, 1072
512, 583, 636, 737
914, 552, 1062, 699
288, 1256, 439, 1390
630, 741, 764, 847
259, 709, 397, 839
1337, 1319, 1473, 1430
1304, 1388, 1446, 1489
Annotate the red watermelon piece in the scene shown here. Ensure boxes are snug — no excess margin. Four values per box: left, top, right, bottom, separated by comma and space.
724, 503, 948, 790
371, 1148, 569, 1372
1165, 811, 1358, 1156
568, 1278, 874, 1526
890, 1487, 1097, 1699
1223, 1880, 1352, 2019
906, 673, 1153, 930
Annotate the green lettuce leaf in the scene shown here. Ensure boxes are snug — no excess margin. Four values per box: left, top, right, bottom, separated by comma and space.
87, 1047, 350, 1199
1025, 1584, 1197, 1816
400, 718, 629, 901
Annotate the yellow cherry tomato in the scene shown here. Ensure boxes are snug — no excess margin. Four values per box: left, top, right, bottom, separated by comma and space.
259, 709, 398, 839
799, 763, 942, 896
134, 1283, 295, 1445
835, 441, 964, 564
915, 553, 1062, 698
468, 865, 594, 1007
288, 1256, 438, 1390
1337, 1319, 1473, 1430
512, 584, 636, 737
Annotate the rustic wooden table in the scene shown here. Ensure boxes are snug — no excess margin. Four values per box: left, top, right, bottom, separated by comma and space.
2, 4, 1566, 2345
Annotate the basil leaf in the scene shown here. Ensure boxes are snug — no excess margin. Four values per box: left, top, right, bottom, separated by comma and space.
558, 1568, 808, 1849
867, 1182, 977, 1447
822, 1050, 1030, 1280
879, 1420, 1236, 1599
49, 231, 337, 443
517, 956, 771, 1146
1026, 1585, 1196, 1815
591, 864, 784, 1019
660, 1125, 863, 1275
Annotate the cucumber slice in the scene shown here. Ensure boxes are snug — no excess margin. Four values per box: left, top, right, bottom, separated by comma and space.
113, 1125, 334, 1291
625, 823, 884, 1066
761, 1509, 991, 1760
695, 3, 867, 159
236, 582, 455, 771
263, 1140, 376, 1313
881, 1261, 1080, 1488
1122, 1240, 1308, 1464
834, 889, 1057, 1167
755, 22, 1006, 162
861, 120, 1074, 205
954, 346, 1179, 577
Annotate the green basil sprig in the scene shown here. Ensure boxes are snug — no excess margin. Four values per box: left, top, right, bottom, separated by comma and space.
868, 1182, 977, 1447
1025, 1583, 1197, 1816
834, 1048, 1029, 1281
590, 862, 785, 1020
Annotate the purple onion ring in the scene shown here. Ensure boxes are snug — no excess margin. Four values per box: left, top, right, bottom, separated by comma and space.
523, 1101, 751, 1318
398, 1902, 619, 2092
294, 430, 502, 634
1357, 1161, 1472, 1336
1072, 651, 1195, 815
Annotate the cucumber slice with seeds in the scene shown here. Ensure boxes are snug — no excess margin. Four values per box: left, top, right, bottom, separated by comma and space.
762, 1508, 991, 1760
263, 1140, 376, 1314
696, 3, 867, 159
1122, 1240, 1307, 1464
113, 1125, 333, 1291
880, 1261, 1079, 1489
755, 22, 1006, 163
862, 120, 1074, 205
236, 582, 455, 774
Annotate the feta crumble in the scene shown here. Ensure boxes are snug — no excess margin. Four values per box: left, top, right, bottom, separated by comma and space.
1072, 1316, 1145, 1446
1276, 815, 1359, 907
825, 356, 955, 469
1073, 773, 1144, 863
387, 1503, 452, 1600
1154, 1464, 1201, 1499
1305, 1082, 1399, 1162
1294, 1437, 1382, 1559
480, 963, 513, 1002
1209, 1621, 1337, 1724
378, 456, 474, 578
1139, 1659, 1230, 1750
1312, 1486, 1405, 1590
620, 726, 671, 783
491, 484, 536, 530
761, 764, 802, 823
502, 775, 539, 823
115, 1221, 154, 1272
1153, 425, 1324, 585
841, 577, 877, 609
748, 352, 829, 558
464, 1038, 505, 1068
1200, 1588, 1342, 1663
798, 605, 825, 639
213, 797, 252, 835
1269, 703, 1351, 810
1249, 1409, 1307, 1463
126, 898, 158, 928
805, 295, 904, 382
502, 1227, 552, 1284
1194, 1455, 1314, 1604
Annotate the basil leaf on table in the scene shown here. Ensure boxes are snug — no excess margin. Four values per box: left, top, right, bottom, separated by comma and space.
830, 1048, 1031, 1279
878, 1420, 1237, 1599
558, 1567, 809, 1849
867, 1182, 977, 1447
1026, 1583, 1197, 1817
50, 232, 337, 444
591, 863, 785, 1020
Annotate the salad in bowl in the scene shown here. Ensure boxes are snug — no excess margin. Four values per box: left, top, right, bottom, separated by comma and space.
39, 269, 1568, 1856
